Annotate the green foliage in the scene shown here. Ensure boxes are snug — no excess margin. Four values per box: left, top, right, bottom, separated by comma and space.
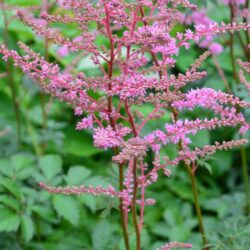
52, 195, 80, 226
62, 126, 101, 157
39, 154, 63, 181
0, 207, 20, 232
7, 0, 41, 6
21, 215, 35, 242
65, 166, 91, 185
0, 1, 250, 249
208, 216, 250, 250
92, 220, 113, 250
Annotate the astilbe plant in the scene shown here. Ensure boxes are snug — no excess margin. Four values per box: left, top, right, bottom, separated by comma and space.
1, 0, 250, 249
238, 57, 250, 93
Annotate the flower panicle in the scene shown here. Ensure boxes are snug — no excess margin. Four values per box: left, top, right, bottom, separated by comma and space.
156, 241, 192, 250
180, 139, 248, 162
147, 139, 248, 181
39, 182, 119, 197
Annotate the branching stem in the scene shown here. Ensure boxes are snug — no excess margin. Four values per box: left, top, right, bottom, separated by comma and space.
139, 6, 209, 248
131, 158, 141, 250
184, 163, 209, 250
103, 2, 130, 249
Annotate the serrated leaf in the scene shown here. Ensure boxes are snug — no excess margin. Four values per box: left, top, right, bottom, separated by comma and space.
39, 155, 62, 181
203, 197, 227, 218
16, 166, 35, 180
163, 209, 178, 227
0, 158, 13, 177
165, 181, 193, 201
168, 225, 190, 242
0, 206, 20, 232
66, 166, 91, 185
21, 215, 34, 242
92, 220, 112, 250
151, 222, 169, 237
197, 159, 213, 175
52, 195, 80, 226
79, 194, 96, 213
0, 195, 20, 211
0, 178, 21, 199
10, 153, 34, 172
31, 205, 55, 222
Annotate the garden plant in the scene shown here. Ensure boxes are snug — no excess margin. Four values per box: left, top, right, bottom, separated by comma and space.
0, 0, 250, 250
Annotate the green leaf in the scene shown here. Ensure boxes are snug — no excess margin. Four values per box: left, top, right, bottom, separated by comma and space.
151, 222, 169, 237
62, 126, 100, 157
8, 19, 34, 41
79, 194, 96, 213
197, 158, 213, 175
184, 218, 198, 231
27, 106, 44, 126
84, 176, 110, 188
209, 151, 232, 177
92, 220, 112, 250
31, 205, 55, 222
39, 155, 62, 181
10, 153, 34, 172
207, 3, 229, 23
0, 178, 21, 199
0, 195, 20, 211
216, 48, 235, 72
65, 166, 91, 185
16, 166, 35, 180
168, 225, 190, 242
7, 0, 41, 6
189, 130, 210, 149
161, 144, 179, 161
176, 46, 198, 72
165, 181, 193, 201
52, 195, 80, 226
163, 209, 178, 227
0, 158, 13, 177
21, 215, 34, 242
0, 206, 20, 232
203, 197, 227, 218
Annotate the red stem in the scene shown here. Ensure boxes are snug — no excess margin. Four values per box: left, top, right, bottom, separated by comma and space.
103, 2, 130, 249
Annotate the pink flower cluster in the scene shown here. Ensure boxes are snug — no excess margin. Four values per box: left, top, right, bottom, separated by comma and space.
238, 58, 250, 93
185, 10, 223, 54
157, 241, 192, 250
172, 88, 249, 111
1, 1, 250, 249
93, 126, 131, 150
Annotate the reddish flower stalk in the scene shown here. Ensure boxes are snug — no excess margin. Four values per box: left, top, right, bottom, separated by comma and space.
157, 241, 192, 250
1, 1, 250, 249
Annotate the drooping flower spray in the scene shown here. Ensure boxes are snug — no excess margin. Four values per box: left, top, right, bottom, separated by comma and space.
1, 1, 250, 249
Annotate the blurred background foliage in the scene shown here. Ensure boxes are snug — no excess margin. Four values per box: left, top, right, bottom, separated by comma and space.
0, 0, 250, 249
